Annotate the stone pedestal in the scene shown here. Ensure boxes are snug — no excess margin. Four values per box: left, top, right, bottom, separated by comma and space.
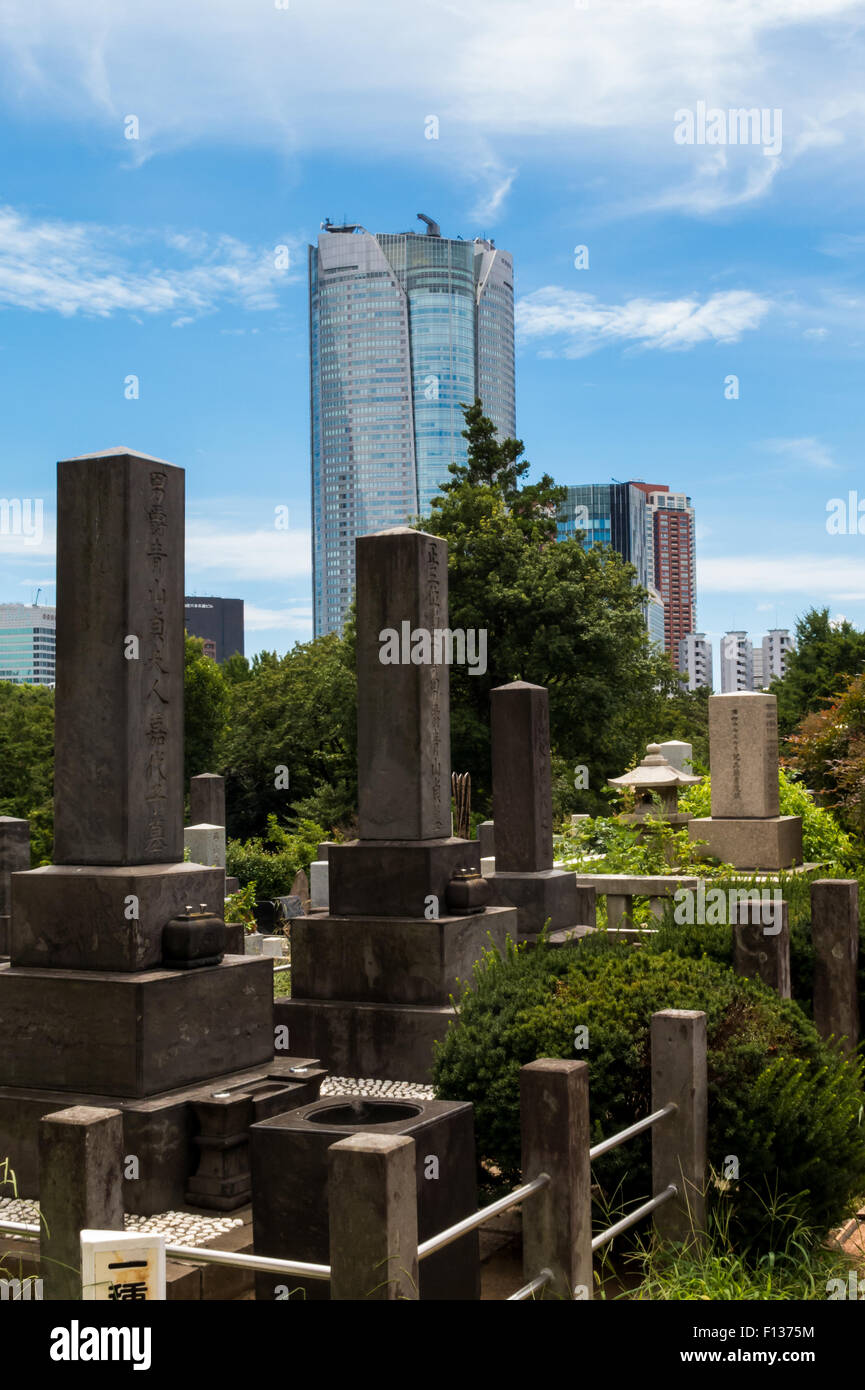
183, 823, 226, 870
485, 682, 581, 940
687, 693, 802, 871
251, 1095, 480, 1300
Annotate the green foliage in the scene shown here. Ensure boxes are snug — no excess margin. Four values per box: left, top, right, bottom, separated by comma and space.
224, 879, 258, 929
772, 607, 865, 738
622, 1197, 851, 1300
679, 768, 856, 868
433, 939, 865, 1250
184, 634, 228, 790
0, 681, 54, 864
556, 813, 705, 877
418, 401, 679, 813
225, 815, 326, 900
650, 685, 710, 770
220, 633, 356, 839
787, 669, 865, 838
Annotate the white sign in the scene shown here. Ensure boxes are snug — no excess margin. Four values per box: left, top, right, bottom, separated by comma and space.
80, 1230, 165, 1301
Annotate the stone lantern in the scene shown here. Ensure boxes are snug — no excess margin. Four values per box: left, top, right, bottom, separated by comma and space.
607, 744, 702, 825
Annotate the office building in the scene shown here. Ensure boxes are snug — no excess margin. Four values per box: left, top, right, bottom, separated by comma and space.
184, 597, 244, 663
557, 483, 649, 588
0, 603, 56, 686
310, 214, 516, 635
632, 484, 696, 666
677, 632, 712, 691
720, 631, 754, 692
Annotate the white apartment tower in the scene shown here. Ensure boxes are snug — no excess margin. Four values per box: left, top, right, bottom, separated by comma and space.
720, 631, 754, 692
677, 632, 712, 691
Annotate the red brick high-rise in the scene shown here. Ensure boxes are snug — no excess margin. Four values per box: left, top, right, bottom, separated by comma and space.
631, 483, 696, 666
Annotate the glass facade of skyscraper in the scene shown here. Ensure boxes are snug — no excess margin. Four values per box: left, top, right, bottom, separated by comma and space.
310, 218, 515, 636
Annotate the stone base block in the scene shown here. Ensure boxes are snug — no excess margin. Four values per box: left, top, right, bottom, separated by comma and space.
486, 868, 593, 938
328, 838, 480, 917
290, 906, 515, 1006
11, 862, 226, 971
183, 824, 226, 870
275, 998, 458, 1082
0, 956, 274, 1097
0, 914, 8, 957
0, 1057, 325, 1215
309, 860, 329, 909
688, 816, 803, 870
251, 1095, 479, 1300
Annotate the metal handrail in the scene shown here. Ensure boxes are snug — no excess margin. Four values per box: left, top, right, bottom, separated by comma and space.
507, 1269, 553, 1301
0, 1218, 40, 1237
591, 1184, 677, 1252
165, 1243, 330, 1280
589, 1102, 677, 1161
417, 1172, 550, 1260
273, 964, 291, 974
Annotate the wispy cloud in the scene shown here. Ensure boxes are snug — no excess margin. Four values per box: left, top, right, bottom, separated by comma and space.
185, 519, 310, 582
762, 436, 836, 470
516, 287, 771, 357
700, 553, 865, 596
0, 207, 300, 320
244, 603, 313, 632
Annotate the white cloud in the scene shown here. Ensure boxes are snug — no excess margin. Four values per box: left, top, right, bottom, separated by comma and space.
0, 207, 301, 319
762, 436, 836, 469
1, 1, 865, 219
185, 519, 310, 582
700, 553, 865, 596
244, 603, 313, 632
516, 287, 770, 356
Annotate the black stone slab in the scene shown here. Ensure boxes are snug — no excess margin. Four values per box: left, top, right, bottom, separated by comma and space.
275, 998, 459, 1082
290, 906, 514, 1005
0, 956, 274, 1097
54, 449, 185, 865
356, 528, 451, 841
486, 868, 585, 937
0, 817, 29, 914
328, 837, 480, 917
10, 861, 225, 972
491, 681, 554, 872
251, 1096, 479, 1300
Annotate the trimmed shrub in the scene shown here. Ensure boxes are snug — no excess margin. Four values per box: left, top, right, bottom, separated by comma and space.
433, 937, 865, 1250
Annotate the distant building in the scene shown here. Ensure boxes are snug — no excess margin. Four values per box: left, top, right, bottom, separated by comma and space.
720, 631, 754, 692
752, 647, 765, 689
558, 483, 649, 590
309, 215, 516, 636
0, 603, 56, 686
761, 628, 794, 683
677, 632, 712, 691
184, 597, 244, 663
647, 585, 666, 649
632, 485, 697, 668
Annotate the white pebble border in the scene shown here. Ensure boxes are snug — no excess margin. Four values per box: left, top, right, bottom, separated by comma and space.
0, 1195, 242, 1246
321, 1076, 434, 1100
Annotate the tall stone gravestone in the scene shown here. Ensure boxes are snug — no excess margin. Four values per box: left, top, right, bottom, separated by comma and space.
687, 692, 802, 869
0, 448, 307, 1213
190, 772, 226, 828
280, 527, 517, 1079
485, 682, 594, 939
0, 817, 30, 957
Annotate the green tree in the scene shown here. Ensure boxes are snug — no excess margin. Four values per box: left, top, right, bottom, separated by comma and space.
772, 608, 865, 737
0, 682, 54, 863
419, 401, 678, 812
220, 632, 357, 839
183, 634, 229, 790
652, 683, 711, 770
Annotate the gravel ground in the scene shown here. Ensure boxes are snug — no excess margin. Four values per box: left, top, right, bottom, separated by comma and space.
321, 1076, 434, 1099
0, 1196, 243, 1246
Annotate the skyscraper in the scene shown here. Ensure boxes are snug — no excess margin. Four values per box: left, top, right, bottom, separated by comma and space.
309, 215, 516, 636
557, 483, 649, 589
632, 484, 696, 666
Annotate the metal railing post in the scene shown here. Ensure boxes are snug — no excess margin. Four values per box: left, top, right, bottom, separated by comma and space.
651, 1010, 707, 1249
328, 1133, 419, 1301
520, 1058, 592, 1300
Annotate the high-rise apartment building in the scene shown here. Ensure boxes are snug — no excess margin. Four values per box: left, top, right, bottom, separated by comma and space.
677, 632, 712, 691
762, 629, 794, 683
0, 603, 56, 685
309, 215, 516, 635
752, 647, 765, 689
632, 484, 696, 666
720, 631, 754, 692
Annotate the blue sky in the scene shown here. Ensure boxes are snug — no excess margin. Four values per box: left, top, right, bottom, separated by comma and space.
1, 1, 864, 685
